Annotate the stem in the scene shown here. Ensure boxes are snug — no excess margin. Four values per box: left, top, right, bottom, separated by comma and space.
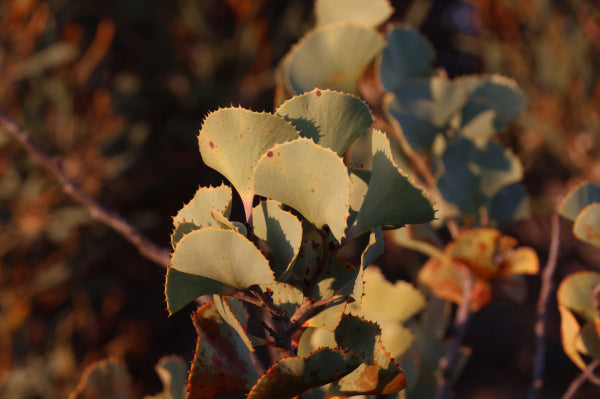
562, 360, 600, 399
528, 201, 561, 399
0, 112, 171, 268
435, 265, 473, 399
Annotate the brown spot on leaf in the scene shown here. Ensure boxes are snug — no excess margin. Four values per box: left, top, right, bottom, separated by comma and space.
209, 141, 214, 149
316, 90, 321, 97
267, 151, 273, 157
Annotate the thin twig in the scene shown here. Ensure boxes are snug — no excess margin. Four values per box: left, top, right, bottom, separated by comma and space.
0, 112, 171, 268
528, 201, 562, 399
435, 265, 474, 399
562, 360, 600, 399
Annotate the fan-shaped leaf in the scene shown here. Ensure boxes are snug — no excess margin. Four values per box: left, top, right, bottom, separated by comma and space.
198, 108, 298, 219
436, 137, 523, 216
379, 26, 435, 92
457, 75, 525, 140
560, 182, 600, 221
171, 227, 274, 290
557, 271, 600, 322
328, 315, 407, 396
315, 0, 393, 27
188, 301, 259, 399
253, 200, 303, 278
573, 203, 600, 248
276, 88, 372, 156
213, 295, 254, 352
165, 267, 233, 314
280, 23, 385, 95
487, 182, 530, 226
254, 138, 350, 242
173, 184, 232, 227
350, 130, 435, 238
147, 356, 188, 399
384, 77, 467, 151
247, 348, 362, 399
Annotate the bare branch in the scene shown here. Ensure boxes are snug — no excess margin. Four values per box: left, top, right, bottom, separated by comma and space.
528, 200, 562, 399
435, 265, 474, 399
0, 112, 171, 268
562, 360, 600, 399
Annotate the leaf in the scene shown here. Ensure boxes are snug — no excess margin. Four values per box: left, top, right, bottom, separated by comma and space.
417, 256, 492, 311
573, 203, 600, 248
145, 356, 188, 399
347, 169, 370, 228
254, 138, 350, 242
559, 305, 587, 370
383, 77, 467, 151
171, 222, 201, 248
378, 25, 435, 92
280, 22, 386, 95
560, 182, 600, 221
350, 130, 435, 238
198, 107, 298, 219
448, 228, 502, 280
327, 315, 407, 396
350, 266, 425, 324
171, 227, 274, 289
276, 88, 373, 156
173, 184, 232, 227
261, 282, 303, 318
253, 200, 303, 278
436, 137, 523, 216
486, 182, 530, 226
346, 266, 425, 358
69, 359, 130, 399
188, 301, 259, 399
456, 75, 525, 141
247, 348, 362, 399
315, 0, 393, 27
165, 268, 233, 315
557, 271, 600, 322
213, 295, 254, 352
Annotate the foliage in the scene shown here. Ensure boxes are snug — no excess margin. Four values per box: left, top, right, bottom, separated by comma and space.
5, 0, 600, 398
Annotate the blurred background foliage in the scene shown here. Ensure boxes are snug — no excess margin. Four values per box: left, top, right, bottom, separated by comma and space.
0, 0, 599, 398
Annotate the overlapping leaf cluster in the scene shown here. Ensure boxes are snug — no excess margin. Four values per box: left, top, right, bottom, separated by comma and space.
557, 182, 600, 374
165, 85, 434, 397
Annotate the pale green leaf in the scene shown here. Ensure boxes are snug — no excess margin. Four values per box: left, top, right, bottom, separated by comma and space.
247, 348, 362, 399
573, 203, 600, 248
560, 181, 600, 221
486, 182, 530, 226
254, 138, 350, 242
384, 77, 467, 151
165, 268, 234, 315
328, 315, 407, 396
379, 25, 435, 92
145, 356, 188, 399
173, 184, 232, 227
315, 0, 393, 27
261, 282, 303, 318
350, 130, 435, 237
436, 137, 523, 216
276, 88, 373, 156
253, 200, 303, 279
198, 108, 298, 219
557, 271, 600, 322
456, 75, 525, 141
171, 227, 274, 290
281, 22, 386, 95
